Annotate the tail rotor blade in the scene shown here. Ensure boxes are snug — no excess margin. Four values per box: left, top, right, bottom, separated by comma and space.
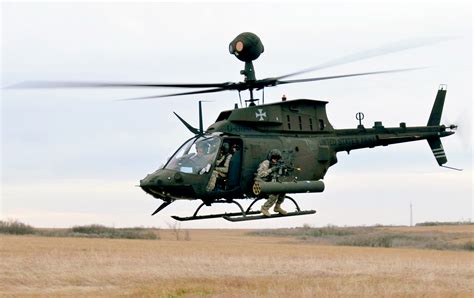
445, 110, 472, 150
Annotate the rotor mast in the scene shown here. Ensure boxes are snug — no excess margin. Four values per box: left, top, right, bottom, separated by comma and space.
242, 61, 256, 105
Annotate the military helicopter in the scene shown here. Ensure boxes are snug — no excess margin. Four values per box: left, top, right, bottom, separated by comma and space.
13, 32, 459, 222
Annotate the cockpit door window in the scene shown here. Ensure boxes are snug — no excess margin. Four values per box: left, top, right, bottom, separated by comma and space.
164, 136, 221, 174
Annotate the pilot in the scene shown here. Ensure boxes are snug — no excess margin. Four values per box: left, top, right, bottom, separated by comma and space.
191, 141, 213, 174
206, 143, 233, 191
255, 149, 287, 217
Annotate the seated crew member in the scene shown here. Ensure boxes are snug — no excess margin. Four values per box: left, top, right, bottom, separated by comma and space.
255, 149, 287, 216
206, 143, 232, 191
190, 141, 214, 174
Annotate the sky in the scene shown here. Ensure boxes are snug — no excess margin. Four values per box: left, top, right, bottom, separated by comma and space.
1, 1, 472, 228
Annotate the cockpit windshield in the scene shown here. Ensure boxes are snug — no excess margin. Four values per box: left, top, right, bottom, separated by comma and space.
164, 136, 221, 174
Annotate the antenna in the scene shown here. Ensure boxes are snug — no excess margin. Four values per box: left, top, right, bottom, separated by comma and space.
198, 100, 212, 133
198, 101, 203, 133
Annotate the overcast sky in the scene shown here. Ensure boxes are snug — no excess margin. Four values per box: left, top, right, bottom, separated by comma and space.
1, 1, 472, 228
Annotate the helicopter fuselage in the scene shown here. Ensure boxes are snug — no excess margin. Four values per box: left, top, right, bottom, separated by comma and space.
140, 94, 454, 203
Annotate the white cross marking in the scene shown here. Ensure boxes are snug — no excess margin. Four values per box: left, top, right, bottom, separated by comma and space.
256, 109, 267, 121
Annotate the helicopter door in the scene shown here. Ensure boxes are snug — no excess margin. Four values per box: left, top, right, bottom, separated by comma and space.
223, 139, 243, 191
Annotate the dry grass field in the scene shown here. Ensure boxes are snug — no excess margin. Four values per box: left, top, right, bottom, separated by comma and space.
1, 226, 473, 297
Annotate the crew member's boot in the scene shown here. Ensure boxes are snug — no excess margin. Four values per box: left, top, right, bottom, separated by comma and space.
261, 195, 277, 217
274, 204, 287, 215
260, 207, 271, 217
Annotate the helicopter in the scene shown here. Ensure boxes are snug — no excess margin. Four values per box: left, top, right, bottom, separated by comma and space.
12, 32, 459, 222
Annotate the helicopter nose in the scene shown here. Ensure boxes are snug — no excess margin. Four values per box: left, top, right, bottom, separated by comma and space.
140, 173, 167, 199
139, 177, 151, 194
139, 170, 197, 200
139, 174, 152, 187
140, 174, 163, 188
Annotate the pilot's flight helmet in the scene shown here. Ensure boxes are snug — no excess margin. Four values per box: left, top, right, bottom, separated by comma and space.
221, 143, 230, 154
268, 149, 282, 160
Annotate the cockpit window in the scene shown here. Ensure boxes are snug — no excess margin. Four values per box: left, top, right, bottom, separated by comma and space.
164, 136, 221, 174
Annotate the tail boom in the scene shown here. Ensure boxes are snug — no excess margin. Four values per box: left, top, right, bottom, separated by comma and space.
326, 85, 455, 168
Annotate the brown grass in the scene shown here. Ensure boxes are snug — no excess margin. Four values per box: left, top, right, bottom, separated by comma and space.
250, 224, 474, 251
1, 227, 473, 297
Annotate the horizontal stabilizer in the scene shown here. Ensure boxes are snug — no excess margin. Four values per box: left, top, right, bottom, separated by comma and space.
427, 137, 447, 166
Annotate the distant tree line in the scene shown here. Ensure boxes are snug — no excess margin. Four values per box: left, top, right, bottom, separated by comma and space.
0, 219, 160, 240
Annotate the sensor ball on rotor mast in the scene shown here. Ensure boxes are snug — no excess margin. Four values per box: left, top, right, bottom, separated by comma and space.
228, 32, 264, 62
228, 32, 265, 98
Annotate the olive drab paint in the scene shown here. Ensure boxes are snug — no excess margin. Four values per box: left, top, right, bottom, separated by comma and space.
140, 85, 456, 221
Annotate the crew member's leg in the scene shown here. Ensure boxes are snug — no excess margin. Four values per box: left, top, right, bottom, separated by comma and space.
274, 194, 287, 215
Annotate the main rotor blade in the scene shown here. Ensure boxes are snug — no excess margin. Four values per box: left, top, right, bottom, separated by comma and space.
274, 67, 424, 86
120, 87, 227, 101
7, 80, 233, 89
274, 36, 453, 80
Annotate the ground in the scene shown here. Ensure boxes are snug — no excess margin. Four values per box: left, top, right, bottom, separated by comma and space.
0, 226, 472, 297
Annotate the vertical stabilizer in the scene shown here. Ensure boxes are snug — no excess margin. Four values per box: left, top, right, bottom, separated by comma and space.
427, 85, 447, 126
427, 86, 447, 165
427, 137, 447, 166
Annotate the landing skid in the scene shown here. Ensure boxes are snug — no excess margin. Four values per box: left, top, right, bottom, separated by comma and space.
224, 210, 316, 222
170, 196, 316, 222
172, 211, 261, 221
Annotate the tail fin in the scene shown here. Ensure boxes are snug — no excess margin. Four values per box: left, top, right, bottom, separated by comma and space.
427, 85, 448, 166
427, 84, 447, 126
427, 137, 447, 166
426, 85, 461, 170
